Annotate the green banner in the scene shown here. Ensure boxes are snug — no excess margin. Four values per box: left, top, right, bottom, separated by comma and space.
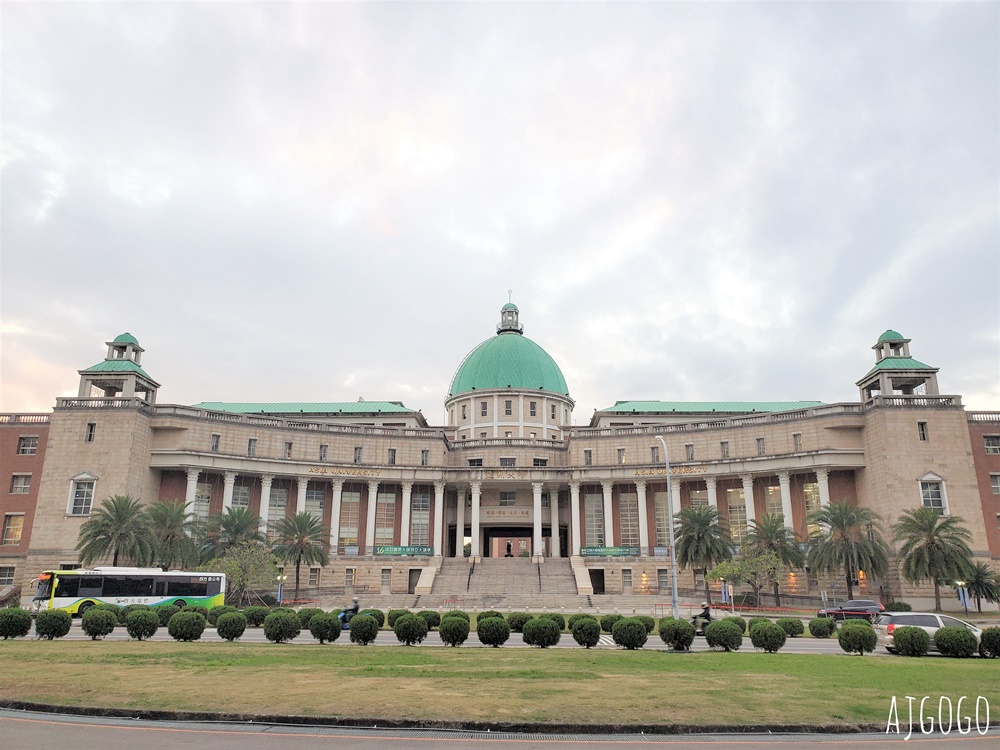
374, 545, 433, 556
581, 546, 640, 557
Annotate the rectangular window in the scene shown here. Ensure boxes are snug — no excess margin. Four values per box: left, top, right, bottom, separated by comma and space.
764, 485, 782, 518
86, 423, 96, 443
533, 457, 548, 467
584, 492, 604, 547
70, 480, 94, 515
726, 487, 747, 543
804, 482, 821, 537
793, 433, 802, 452
232, 485, 250, 509
991, 475, 1000, 495
920, 480, 945, 511
584, 450, 592, 466
16, 437, 38, 455
345, 567, 356, 587
654, 491, 669, 546
619, 492, 639, 547
354, 447, 363, 464
387, 448, 396, 465
689, 488, 708, 508
622, 569, 633, 589
617, 448, 626, 464
500, 457, 516, 468
10, 474, 30, 494
461, 404, 467, 419
481, 401, 488, 417
210, 434, 220, 453
410, 491, 431, 546
2, 514, 24, 546
0, 566, 14, 585
283, 442, 293, 459
339, 491, 361, 548
319, 444, 328, 462
481, 432, 487, 439
551, 404, 556, 419
686, 444, 694, 461
651, 446, 659, 464
267, 487, 288, 541
305, 488, 325, 519
757, 437, 766, 456
499, 491, 517, 507
505, 400, 512, 416
530, 401, 537, 417
541, 492, 551, 508
720, 441, 730, 459
247, 438, 257, 457
657, 568, 668, 592
986, 436, 1000, 454
918, 422, 928, 441
194, 482, 212, 521
375, 491, 396, 545
421, 449, 429, 466
308, 568, 320, 586
468, 458, 483, 467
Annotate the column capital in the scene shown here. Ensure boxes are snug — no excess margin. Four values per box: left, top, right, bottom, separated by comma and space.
778, 470, 791, 484
223, 471, 237, 484
469, 481, 481, 494
634, 479, 646, 493
401, 480, 414, 491
741, 473, 754, 485
367, 479, 380, 492
705, 475, 717, 489
532, 481, 544, 493
601, 479, 614, 493
569, 480, 580, 493
815, 468, 830, 481
186, 468, 200, 481
260, 474, 274, 484
434, 480, 446, 493
332, 478, 344, 491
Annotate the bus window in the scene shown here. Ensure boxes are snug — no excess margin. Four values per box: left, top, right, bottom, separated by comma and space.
168, 580, 208, 597
155, 580, 167, 596
79, 577, 103, 595
104, 577, 154, 597
34, 575, 54, 601
54, 576, 80, 598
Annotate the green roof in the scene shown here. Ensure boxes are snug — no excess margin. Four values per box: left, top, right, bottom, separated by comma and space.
877, 329, 905, 343
81, 359, 153, 379
449, 333, 569, 396
863, 357, 936, 378
501, 303, 519, 311
602, 401, 824, 413
192, 401, 416, 414
113, 332, 139, 345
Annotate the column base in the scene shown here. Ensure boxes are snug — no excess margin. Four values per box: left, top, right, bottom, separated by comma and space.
531, 554, 544, 563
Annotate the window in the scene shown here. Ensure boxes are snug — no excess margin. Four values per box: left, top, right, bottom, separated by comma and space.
232, 485, 250, 509
505, 400, 512, 416
992, 475, 1000, 495
480, 432, 487, 439
461, 404, 467, 419
468, 458, 483, 467
194, 482, 212, 521
16, 437, 38, 455
500, 457, 516, 468
308, 568, 320, 586
499, 491, 517, 507
387, 448, 396, 465
266, 488, 288, 542
651, 446, 659, 464
726, 487, 747, 543
2, 514, 24, 545
69, 479, 95, 515
305, 488, 325, 519
551, 404, 556, 419
584, 450, 592, 466
918, 422, 928, 441
410, 491, 431, 546
354, 447, 363, 464
481, 401, 487, 417
319, 444, 328, 462
685, 444, 694, 461
541, 492, 550, 508
657, 568, 668, 592
247, 438, 257, 457
505, 431, 512, 438
10, 474, 30, 494
533, 458, 548, 467
920, 480, 945, 512
339, 491, 361, 548
584, 492, 604, 546
720, 441, 730, 459
617, 448, 626, 464
375, 491, 396, 545
986, 436, 1000, 454
689, 488, 708, 508
86, 423, 96, 443
0, 567, 14, 586
804, 482, 821, 536
654, 491, 669, 545
757, 438, 766, 456
421, 449, 429, 466
793, 433, 802, 452
210, 434, 220, 453
764, 485, 782, 518
619, 492, 639, 547
530, 432, 536, 438
530, 401, 537, 417
623, 569, 633, 588
283, 442, 293, 459
345, 567, 356, 587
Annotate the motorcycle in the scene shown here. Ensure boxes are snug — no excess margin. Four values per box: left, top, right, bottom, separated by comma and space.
338, 607, 358, 630
691, 615, 711, 636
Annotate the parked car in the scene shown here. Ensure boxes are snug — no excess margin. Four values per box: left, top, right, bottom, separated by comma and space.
875, 612, 982, 654
817, 599, 884, 621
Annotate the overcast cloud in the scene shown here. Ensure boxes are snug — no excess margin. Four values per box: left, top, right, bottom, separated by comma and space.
2, 2, 998, 423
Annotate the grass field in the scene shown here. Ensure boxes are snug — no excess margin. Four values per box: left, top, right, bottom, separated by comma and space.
2, 641, 998, 728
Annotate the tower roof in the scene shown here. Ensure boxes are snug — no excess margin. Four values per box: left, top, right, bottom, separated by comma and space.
876, 329, 907, 344
112, 332, 140, 345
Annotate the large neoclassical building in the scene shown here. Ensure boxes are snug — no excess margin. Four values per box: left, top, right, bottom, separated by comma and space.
2, 304, 998, 609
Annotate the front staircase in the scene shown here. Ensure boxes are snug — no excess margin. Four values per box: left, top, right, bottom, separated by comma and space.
424, 557, 579, 610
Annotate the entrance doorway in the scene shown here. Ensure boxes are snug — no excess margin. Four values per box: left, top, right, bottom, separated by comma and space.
589, 569, 606, 595
484, 526, 533, 558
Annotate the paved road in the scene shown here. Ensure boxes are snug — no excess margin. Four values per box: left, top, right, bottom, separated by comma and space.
3, 709, 999, 749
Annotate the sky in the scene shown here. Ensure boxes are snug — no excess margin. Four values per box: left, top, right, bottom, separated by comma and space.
2, 2, 998, 425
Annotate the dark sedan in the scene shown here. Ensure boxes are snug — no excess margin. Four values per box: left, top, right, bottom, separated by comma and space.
817, 599, 884, 621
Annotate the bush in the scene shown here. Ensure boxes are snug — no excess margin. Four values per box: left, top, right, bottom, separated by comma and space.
443, 609, 470, 624
612, 617, 648, 650
750, 622, 787, 653
167, 611, 206, 642
359, 609, 385, 628
90, 603, 121, 620
747, 617, 770, 634
394, 614, 429, 646
243, 606, 270, 627
600, 614, 622, 633
126, 610, 160, 640
439, 616, 470, 646
119, 603, 152, 625
892, 626, 930, 657
476, 616, 510, 647
349, 614, 379, 645
540, 613, 566, 631
837, 620, 876, 655
523, 617, 561, 648
722, 615, 747, 634
477, 610, 504, 624
417, 610, 440, 630
979, 627, 1000, 658
776, 618, 805, 638
35, 609, 72, 640
658, 617, 695, 652
154, 605, 180, 627
181, 605, 209, 618
934, 626, 978, 658
705, 620, 743, 651
507, 612, 533, 633
808, 617, 835, 638
81, 608, 117, 640
207, 605, 238, 626
884, 601, 913, 612
387, 609, 412, 628
216, 611, 248, 642
634, 615, 656, 634
733, 592, 757, 607
572, 617, 601, 648
263, 611, 301, 643
296, 608, 324, 629
568, 614, 597, 630
309, 613, 341, 644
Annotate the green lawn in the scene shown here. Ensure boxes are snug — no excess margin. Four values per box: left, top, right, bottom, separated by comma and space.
1, 641, 997, 728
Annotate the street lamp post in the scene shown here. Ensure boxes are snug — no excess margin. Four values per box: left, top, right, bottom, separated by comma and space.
654, 436, 680, 620
276, 574, 287, 605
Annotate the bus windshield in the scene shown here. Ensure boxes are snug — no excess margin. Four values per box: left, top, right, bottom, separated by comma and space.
33, 574, 53, 601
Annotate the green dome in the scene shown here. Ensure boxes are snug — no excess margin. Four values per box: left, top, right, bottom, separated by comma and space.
877, 329, 904, 343
501, 302, 518, 311
449, 333, 569, 397
113, 332, 139, 345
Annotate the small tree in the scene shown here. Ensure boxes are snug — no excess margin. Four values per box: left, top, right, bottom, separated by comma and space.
710, 549, 782, 606
893, 508, 974, 611
966, 562, 1000, 613
744, 513, 804, 606
202, 541, 277, 606
807, 501, 889, 601
271, 513, 330, 603
76, 495, 153, 566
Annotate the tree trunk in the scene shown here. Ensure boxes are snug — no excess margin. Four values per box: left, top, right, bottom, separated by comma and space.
703, 573, 712, 605
976, 593, 982, 613
294, 554, 302, 603
773, 581, 781, 608
933, 579, 941, 611
845, 570, 854, 601
113, 548, 119, 566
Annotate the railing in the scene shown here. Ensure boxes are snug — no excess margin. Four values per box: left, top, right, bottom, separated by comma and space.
968, 412, 1000, 423
0, 414, 50, 424
56, 397, 154, 412
863, 395, 962, 410
449, 437, 567, 450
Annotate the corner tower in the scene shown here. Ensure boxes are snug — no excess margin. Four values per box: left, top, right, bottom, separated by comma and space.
856, 329, 940, 403
77, 332, 160, 404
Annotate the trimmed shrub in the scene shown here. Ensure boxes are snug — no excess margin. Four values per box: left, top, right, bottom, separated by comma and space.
705, 620, 743, 651
837, 620, 876, 655
568, 613, 597, 630
35, 609, 72, 640
207, 605, 238, 626
417, 610, 441, 630
243, 606, 270, 627
216, 611, 248, 642
119, 603, 152, 625
658, 617, 695, 652
167, 611, 206, 642
635, 615, 656, 634
0, 608, 33, 639
439, 616, 470, 647
309, 613, 341, 644
750, 622, 787, 652
359, 609, 385, 628
722, 615, 747, 634
154, 605, 180, 627
612, 617, 648, 650
934, 626, 978, 658
541, 613, 566, 631
91, 603, 121, 620
387, 609, 412, 628
776, 618, 805, 638
126, 609, 160, 640
394, 614, 429, 646
572, 617, 601, 648
893, 626, 930, 657
600, 614, 623, 633
884, 601, 913, 612
523, 617, 561, 648
747, 617, 770, 634
181, 605, 209, 618
81, 608, 117, 640
507, 612, 533, 633
296, 608, 324, 629
477, 610, 504, 624
349, 614, 379, 645
263, 611, 301, 643
979, 627, 1000, 658
477, 616, 510, 647
443, 609, 470, 624
808, 617, 835, 638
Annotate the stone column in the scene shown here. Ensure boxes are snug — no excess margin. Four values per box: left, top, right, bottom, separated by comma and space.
550, 489, 561, 558
706, 476, 718, 510
532, 482, 544, 560
454, 488, 466, 557
570, 482, 581, 555
365, 480, 379, 555
222, 471, 236, 512
741, 474, 756, 525
816, 468, 831, 509
329, 480, 343, 555
670, 478, 682, 516
635, 480, 649, 556
601, 480, 614, 548
259, 475, 273, 535
778, 471, 794, 529
184, 469, 200, 516
433, 481, 445, 557
400, 481, 413, 546
469, 481, 482, 559
296, 477, 308, 515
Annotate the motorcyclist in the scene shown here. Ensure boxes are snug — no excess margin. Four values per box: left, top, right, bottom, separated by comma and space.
692, 602, 712, 634
338, 596, 360, 629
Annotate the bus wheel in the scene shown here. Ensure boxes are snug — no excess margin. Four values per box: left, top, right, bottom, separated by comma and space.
78, 602, 94, 617
173, 601, 186, 609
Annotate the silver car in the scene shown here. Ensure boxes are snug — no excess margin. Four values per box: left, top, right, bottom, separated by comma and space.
875, 612, 982, 654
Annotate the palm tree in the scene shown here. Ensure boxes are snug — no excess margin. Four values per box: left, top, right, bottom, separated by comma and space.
145, 499, 200, 570
744, 512, 805, 606
76, 495, 153, 567
201, 506, 264, 562
892, 507, 974, 611
807, 500, 889, 602
271, 512, 330, 602
675, 505, 732, 604
965, 561, 1000, 613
